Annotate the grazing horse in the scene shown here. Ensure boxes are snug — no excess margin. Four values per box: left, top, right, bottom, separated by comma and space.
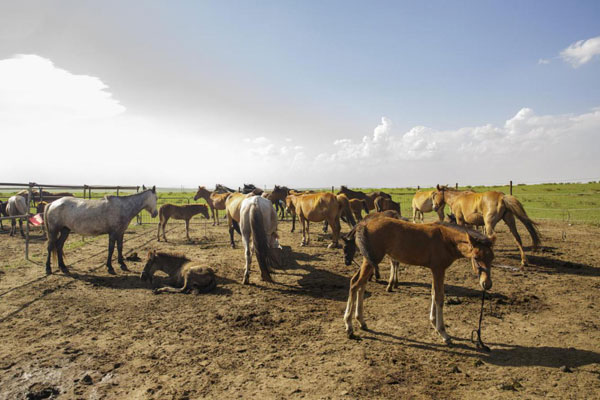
242, 183, 263, 195
411, 190, 444, 223
239, 195, 282, 284
267, 185, 290, 220
337, 185, 391, 211
322, 194, 357, 233
194, 186, 232, 226
44, 187, 158, 275
7, 195, 28, 237
342, 210, 403, 291
141, 251, 216, 294
344, 218, 495, 342
295, 192, 344, 248
374, 196, 401, 215
432, 185, 540, 266
157, 203, 210, 242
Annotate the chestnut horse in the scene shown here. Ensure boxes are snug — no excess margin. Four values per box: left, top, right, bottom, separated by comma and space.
411, 190, 444, 223
432, 185, 540, 267
157, 203, 210, 242
342, 210, 403, 291
349, 198, 369, 222
338, 186, 391, 211
295, 192, 345, 248
194, 186, 232, 226
285, 194, 299, 232
344, 217, 495, 343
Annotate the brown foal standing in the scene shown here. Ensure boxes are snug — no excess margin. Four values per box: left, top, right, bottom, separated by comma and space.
157, 203, 210, 242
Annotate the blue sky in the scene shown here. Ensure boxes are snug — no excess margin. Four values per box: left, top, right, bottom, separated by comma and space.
1, 1, 599, 187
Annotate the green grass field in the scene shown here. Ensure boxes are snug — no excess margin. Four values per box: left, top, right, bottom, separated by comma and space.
2, 182, 599, 226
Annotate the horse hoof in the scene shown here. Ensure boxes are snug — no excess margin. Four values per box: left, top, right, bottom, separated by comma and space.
59, 266, 70, 274
444, 337, 453, 346
327, 243, 338, 249
107, 268, 116, 275
120, 265, 129, 272
386, 287, 393, 293
45, 267, 52, 275
347, 331, 361, 340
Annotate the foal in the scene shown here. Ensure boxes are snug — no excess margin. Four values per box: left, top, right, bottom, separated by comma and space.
344, 218, 495, 343
157, 203, 210, 242
140, 251, 216, 294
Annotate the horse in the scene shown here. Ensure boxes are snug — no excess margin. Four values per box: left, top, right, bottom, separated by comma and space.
349, 198, 369, 222
0, 200, 7, 230
322, 194, 357, 233
432, 184, 540, 267
374, 196, 401, 214
342, 210, 404, 291
242, 183, 263, 195
225, 192, 257, 248
343, 217, 495, 343
267, 185, 290, 220
157, 203, 210, 242
6, 195, 28, 237
411, 190, 445, 223
44, 187, 158, 275
285, 194, 299, 232
294, 192, 345, 248
193, 186, 232, 226
239, 195, 282, 284
140, 251, 217, 294
215, 184, 235, 193
16, 190, 74, 205
337, 185, 391, 211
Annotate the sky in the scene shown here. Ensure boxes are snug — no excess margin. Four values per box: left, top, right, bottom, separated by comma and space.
1, 1, 599, 188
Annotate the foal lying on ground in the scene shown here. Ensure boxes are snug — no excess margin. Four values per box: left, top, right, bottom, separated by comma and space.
141, 251, 216, 294
344, 218, 495, 343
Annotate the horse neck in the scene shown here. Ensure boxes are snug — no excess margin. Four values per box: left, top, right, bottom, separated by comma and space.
198, 190, 212, 202
122, 191, 152, 220
441, 227, 471, 260
443, 190, 464, 206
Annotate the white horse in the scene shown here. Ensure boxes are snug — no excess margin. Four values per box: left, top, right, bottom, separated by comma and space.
239, 195, 282, 285
7, 195, 28, 237
44, 187, 158, 275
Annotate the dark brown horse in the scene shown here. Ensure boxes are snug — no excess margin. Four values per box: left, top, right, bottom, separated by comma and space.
338, 186, 391, 211
141, 251, 217, 294
374, 196, 401, 214
344, 218, 495, 343
267, 185, 290, 220
349, 198, 369, 222
157, 203, 210, 242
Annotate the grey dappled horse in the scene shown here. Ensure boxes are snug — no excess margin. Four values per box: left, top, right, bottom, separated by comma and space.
239, 195, 282, 285
7, 195, 28, 237
44, 187, 158, 275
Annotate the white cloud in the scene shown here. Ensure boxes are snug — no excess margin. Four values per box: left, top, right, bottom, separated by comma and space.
560, 36, 600, 67
538, 58, 550, 65
0, 54, 125, 121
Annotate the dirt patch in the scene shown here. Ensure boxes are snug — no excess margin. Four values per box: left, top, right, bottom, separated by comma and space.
0, 219, 599, 399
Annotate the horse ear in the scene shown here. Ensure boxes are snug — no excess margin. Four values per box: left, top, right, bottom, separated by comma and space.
152, 186, 156, 193
436, 184, 440, 190
142, 184, 146, 190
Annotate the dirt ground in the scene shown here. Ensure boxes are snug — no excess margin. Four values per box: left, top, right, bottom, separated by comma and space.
1, 215, 599, 400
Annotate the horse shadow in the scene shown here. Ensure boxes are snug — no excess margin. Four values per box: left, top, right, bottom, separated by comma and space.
503, 253, 600, 277
360, 329, 600, 368
394, 280, 508, 300
265, 247, 350, 302
66, 270, 234, 295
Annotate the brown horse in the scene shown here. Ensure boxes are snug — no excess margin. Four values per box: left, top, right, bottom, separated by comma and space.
225, 192, 257, 248
141, 251, 216, 294
342, 210, 404, 291
285, 194, 299, 232
374, 196, 401, 214
157, 203, 210, 242
338, 186, 391, 211
411, 190, 445, 223
349, 198, 369, 222
266, 185, 290, 220
295, 192, 345, 248
343, 217, 495, 342
432, 185, 540, 266
194, 186, 232, 226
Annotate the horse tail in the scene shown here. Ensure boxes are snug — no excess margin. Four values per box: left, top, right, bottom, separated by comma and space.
250, 204, 273, 281
337, 196, 356, 227
502, 195, 541, 250
355, 223, 377, 269
362, 200, 369, 215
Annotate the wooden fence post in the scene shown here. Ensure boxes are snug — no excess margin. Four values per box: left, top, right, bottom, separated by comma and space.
510, 180, 513, 195
331, 186, 334, 193
455, 183, 458, 189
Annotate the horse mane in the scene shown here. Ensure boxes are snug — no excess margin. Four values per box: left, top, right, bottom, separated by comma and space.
152, 251, 191, 261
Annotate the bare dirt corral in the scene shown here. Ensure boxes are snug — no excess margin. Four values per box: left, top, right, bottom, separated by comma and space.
1, 217, 599, 399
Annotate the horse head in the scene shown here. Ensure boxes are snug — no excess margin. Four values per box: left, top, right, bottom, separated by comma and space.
141, 250, 158, 283
194, 186, 208, 201
432, 185, 447, 211
341, 234, 356, 266
466, 232, 496, 291
144, 186, 158, 218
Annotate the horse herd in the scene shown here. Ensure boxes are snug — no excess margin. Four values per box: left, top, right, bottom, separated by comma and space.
5, 184, 541, 344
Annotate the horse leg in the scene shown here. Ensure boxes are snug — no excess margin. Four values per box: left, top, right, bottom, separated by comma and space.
10, 218, 15, 236
211, 206, 217, 226
117, 233, 128, 271
386, 260, 399, 292
162, 217, 169, 242
290, 212, 296, 233
45, 229, 59, 274
56, 228, 71, 274
185, 219, 191, 242
155, 275, 190, 294
344, 260, 374, 337
227, 214, 236, 248
156, 221, 161, 242
502, 212, 528, 267
242, 237, 252, 285
300, 216, 307, 246
19, 218, 24, 237
431, 269, 450, 344
327, 217, 340, 249
106, 234, 117, 275
322, 220, 328, 233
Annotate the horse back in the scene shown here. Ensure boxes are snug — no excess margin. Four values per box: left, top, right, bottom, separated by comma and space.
298, 192, 338, 222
